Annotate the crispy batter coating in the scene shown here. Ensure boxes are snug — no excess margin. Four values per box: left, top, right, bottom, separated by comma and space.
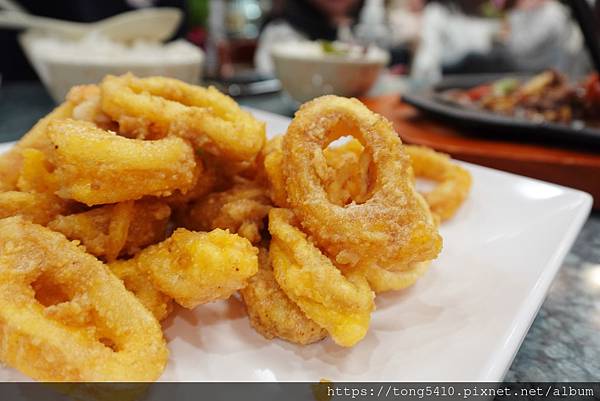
163, 156, 218, 206
0, 191, 71, 225
48, 199, 171, 260
0, 217, 168, 381
67, 84, 117, 131
269, 208, 374, 347
404, 145, 472, 221
322, 139, 372, 206
100, 74, 266, 162
118, 228, 258, 309
48, 119, 196, 205
16, 148, 58, 194
109, 259, 174, 321
263, 143, 289, 208
182, 183, 272, 244
240, 248, 327, 344
358, 261, 431, 294
282, 96, 442, 271
0, 102, 75, 191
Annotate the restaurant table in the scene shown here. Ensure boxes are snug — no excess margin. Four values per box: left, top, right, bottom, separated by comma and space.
1, 81, 599, 381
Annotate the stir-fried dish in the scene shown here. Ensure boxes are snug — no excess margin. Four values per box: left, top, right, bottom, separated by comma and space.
443, 70, 600, 128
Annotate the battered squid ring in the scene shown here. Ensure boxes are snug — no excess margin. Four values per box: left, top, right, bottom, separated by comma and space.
100, 74, 266, 162
269, 208, 374, 347
282, 95, 442, 270
0, 217, 168, 381
404, 146, 472, 222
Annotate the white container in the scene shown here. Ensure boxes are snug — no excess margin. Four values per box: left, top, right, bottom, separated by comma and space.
19, 31, 204, 103
271, 41, 389, 103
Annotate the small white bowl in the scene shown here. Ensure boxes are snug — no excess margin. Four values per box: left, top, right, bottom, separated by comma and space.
271, 41, 389, 103
19, 31, 204, 103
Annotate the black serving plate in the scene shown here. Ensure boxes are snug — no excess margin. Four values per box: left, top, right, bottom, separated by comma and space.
402, 74, 600, 147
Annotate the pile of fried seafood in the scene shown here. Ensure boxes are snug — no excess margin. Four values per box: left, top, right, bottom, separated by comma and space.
0, 74, 471, 381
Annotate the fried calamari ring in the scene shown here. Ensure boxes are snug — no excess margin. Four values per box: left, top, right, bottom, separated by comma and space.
404, 145, 472, 221
109, 259, 174, 322
48, 119, 196, 205
269, 208, 374, 347
282, 95, 442, 270
48, 199, 171, 261
263, 139, 289, 208
117, 228, 258, 309
0, 217, 168, 381
240, 248, 327, 345
182, 183, 272, 244
100, 74, 266, 162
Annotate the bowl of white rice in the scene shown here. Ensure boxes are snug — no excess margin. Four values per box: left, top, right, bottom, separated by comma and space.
20, 30, 204, 102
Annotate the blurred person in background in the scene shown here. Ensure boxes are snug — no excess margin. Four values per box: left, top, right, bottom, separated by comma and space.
388, 0, 424, 68
254, 0, 364, 73
411, 0, 590, 84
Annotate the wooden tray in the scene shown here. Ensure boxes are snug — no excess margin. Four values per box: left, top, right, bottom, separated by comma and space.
362, 95, 600, 209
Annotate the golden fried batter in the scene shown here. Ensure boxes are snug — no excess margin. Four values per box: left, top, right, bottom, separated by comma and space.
240, 248, 327, 344
0, 101, 75, 190
48, 119, 196, 205
269, 208, 374, 347
0, 217, 168, 381
0, 191, 71, 225
182, 183, 272, 244
109, 259, 174, 321
117, 228, 259, 309
405, 145, 472, 221
48, 199, 171, 260
282, 96, 442, 271
100, 74, 266, 162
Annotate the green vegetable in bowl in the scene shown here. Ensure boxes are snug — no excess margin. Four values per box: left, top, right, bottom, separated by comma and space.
319, 41, 349, 56
492, 78, 519, 96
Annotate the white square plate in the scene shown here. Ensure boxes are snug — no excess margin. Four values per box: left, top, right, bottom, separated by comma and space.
0, 108, 592, 382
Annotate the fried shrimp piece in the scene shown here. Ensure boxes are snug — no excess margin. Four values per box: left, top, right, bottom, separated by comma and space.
100, 74, 266, 162
109, 260, 174, 321
240, 248, 327, 344
282, 96, 442, 270
0, 217, 168, 381
269, 208, 374, 347
48, 199, 171, 261
118, 228, 258, 309
404, 145, 472, 221
0, 191, 71, 225
47, 119, 196, 205
182, 183, 272, 244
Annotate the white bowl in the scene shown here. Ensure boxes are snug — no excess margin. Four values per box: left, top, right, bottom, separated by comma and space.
19, 31, 204, 103
271, 41, 389, 103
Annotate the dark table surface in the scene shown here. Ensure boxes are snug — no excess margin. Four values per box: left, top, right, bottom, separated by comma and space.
1, 81, 599, 381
